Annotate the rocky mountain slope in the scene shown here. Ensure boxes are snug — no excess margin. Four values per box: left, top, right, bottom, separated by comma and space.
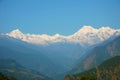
71, 35, 120, 74
65, 56, 120, 80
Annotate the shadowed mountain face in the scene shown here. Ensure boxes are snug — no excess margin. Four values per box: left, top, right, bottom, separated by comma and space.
0, 59, 53, 80
70, 36, 120, 74
65, 56, 120, 80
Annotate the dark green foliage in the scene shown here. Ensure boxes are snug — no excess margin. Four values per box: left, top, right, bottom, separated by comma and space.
64, 75, 96, 80
77, 76, 96, 80
0, 73, 17, 80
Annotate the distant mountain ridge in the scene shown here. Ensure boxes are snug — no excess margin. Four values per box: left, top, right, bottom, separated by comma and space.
6, 26, 120, 47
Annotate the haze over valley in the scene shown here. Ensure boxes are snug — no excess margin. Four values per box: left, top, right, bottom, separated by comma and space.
1, 0, 120, 80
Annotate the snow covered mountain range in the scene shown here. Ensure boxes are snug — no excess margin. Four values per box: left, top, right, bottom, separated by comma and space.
6, 26, 120, 47
1, 26, 120, 77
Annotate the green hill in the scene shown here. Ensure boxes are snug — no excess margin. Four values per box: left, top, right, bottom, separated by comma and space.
65, 56, 120, 80
0, 59, 52, 80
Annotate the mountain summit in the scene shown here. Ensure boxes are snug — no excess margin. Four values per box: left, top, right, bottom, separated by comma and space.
74, 26, 115, 35
76, 26, 98, 34
8, 29, 24, 39
9, 29, 23, 35
71, 26, 120, 45
6, 26, 120, 47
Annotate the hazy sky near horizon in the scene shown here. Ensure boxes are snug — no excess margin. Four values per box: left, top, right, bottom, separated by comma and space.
0, 0, 120, 35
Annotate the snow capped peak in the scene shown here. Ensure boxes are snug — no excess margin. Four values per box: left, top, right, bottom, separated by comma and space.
99, 27, 115, 32
70, 26, 120, 46
54, 34, 60, 37
7, 29, 24, 40
81, 26, 95, 30
5, 26, 120, 46
80, 26, 97, 32
10, 29, 23, 34
74, 26, 98, 35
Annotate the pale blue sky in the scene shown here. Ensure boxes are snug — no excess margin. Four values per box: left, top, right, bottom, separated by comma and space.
0, 0, 120, 35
